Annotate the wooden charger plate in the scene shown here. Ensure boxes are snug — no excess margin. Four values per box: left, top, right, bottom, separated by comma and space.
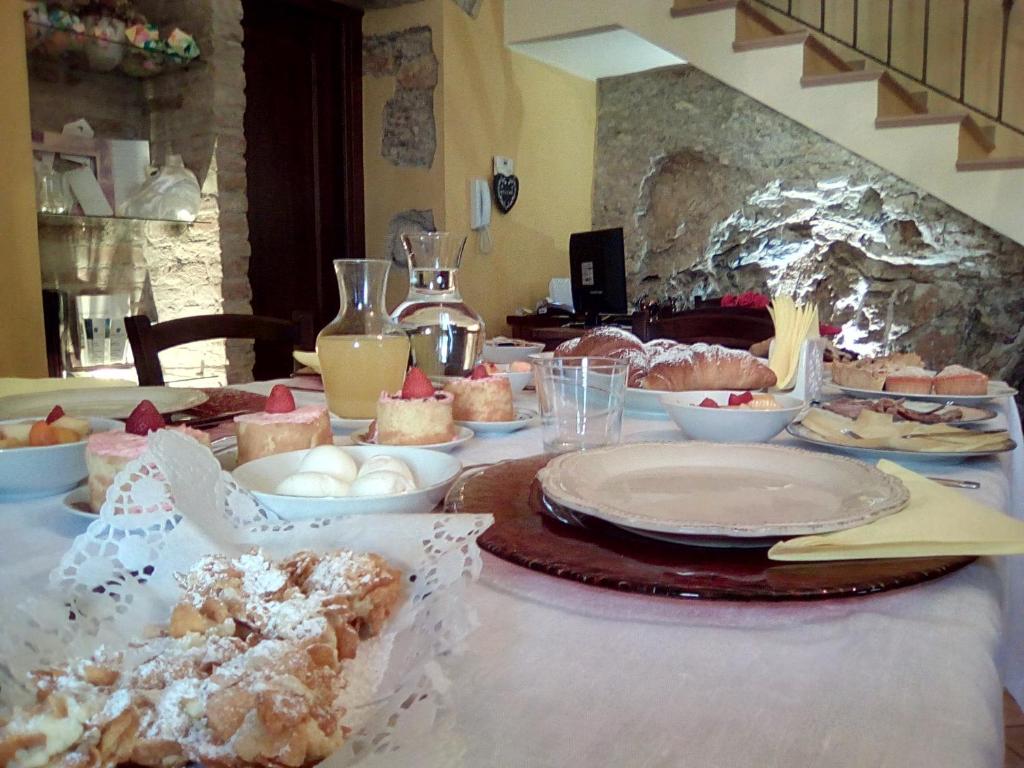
445, 455, 974, 602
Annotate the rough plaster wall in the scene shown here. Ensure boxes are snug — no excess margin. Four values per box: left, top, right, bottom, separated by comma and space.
593, 65, 1024, 386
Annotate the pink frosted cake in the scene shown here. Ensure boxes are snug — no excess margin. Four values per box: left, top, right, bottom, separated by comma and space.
234, 385, 331, 465
375, 367, 456, 445
443, 365, 514, 421
85, 425, 210, 513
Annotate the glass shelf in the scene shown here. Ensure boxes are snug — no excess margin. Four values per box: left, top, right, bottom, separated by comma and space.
25, 21, 200, 79
38, 212, 191, 229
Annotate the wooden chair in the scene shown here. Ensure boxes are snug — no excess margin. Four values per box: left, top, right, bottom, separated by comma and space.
125, 312, 315, 385
632, 306, 774, 350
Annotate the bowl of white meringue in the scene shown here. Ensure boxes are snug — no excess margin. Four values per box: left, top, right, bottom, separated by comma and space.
231, 444, 462, 520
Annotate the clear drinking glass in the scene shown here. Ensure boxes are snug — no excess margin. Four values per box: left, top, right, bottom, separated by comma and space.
317, 259, 410, 419
390, 232, 485, 378
533, 356, 629, 453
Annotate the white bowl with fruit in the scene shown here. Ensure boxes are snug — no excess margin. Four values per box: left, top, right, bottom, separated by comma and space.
481, 361, 532, 393
483, 337, 546, 365
0, 408, 124, 500
659, 390, 805, 443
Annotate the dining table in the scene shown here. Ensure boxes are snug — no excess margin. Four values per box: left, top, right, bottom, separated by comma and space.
1, 379, 1022, 768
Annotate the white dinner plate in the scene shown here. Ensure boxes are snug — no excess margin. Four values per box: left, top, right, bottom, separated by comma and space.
827, 380, 1017, 405
232, 445, 461, 520
456, 408, 537, 433
818, 399, 997, 425
624, 387, 670, 418
0, 386, 208, 419
786, 422, 1016, 460
537, 442, 910, 538
352, 425, 474, 453
330, 415, 374, 431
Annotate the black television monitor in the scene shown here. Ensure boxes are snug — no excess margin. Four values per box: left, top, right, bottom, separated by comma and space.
569, 227, 627, 326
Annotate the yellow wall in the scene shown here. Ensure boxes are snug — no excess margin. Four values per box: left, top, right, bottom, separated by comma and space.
0, 5, 46, 376
363, 0, 596, 335
440, 0, 595, 336
362, 1, 447, 310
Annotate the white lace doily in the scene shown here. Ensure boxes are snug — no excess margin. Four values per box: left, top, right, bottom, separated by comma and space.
0, 430, 492, 764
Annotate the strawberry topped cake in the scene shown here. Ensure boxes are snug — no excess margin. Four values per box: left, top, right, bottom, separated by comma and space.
234, 384, 332, 465
374, 367, 456, 445
443, 364, 514, 422
85, 400, 211, 513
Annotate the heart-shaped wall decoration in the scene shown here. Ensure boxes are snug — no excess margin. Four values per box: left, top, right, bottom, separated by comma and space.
493, 173, 519, 214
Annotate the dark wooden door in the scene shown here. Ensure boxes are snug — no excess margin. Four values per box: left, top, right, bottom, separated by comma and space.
242, 0, 364, 375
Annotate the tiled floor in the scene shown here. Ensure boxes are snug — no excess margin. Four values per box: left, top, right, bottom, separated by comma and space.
1005, 691, 1024, 767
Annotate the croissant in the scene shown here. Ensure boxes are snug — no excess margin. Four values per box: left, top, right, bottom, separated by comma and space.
556, 328, 649, 386
642, 343, 777, 391
555, 327, 644, 358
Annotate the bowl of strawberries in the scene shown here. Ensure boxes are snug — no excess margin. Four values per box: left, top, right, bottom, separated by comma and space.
658, 390, 805, 444
0, 406, 123, 500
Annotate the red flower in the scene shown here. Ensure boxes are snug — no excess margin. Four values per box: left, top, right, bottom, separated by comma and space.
819, 323, 841, 336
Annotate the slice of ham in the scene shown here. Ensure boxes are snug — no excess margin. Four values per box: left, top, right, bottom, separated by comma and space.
823, 397, 963, 424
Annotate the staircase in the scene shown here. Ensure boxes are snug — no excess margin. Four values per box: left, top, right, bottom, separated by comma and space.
504, 0, 1024, 245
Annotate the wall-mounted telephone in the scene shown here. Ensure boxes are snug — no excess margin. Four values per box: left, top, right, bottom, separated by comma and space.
471, 178, 493, 254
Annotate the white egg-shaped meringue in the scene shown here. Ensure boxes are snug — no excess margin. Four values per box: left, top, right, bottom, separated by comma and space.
298, 445, 358, 483
357, 455, 415, 485
274, 471, 351, 498
349, 470, 414, 497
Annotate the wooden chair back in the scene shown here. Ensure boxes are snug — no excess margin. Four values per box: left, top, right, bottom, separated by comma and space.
632, 307, 774, 350
125, 312, 314, 385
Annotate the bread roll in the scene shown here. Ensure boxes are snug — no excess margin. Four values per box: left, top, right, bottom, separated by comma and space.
556, 328, 649, 387
642, 343, 777, 391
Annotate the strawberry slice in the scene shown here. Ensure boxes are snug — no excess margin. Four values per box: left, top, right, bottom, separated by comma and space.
125, 400, 166, 436
469, 364, 489, 380
728, 391, 754, 406
45, 405, 65, 424
699, 397, 719, 408
401, 367, 435, 399
265, 384, 296, 413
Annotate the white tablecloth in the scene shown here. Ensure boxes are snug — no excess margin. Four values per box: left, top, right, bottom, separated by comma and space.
1, 383, 1021, 768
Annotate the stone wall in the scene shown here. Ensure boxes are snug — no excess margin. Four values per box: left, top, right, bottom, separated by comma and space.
593, 65, 1024, 387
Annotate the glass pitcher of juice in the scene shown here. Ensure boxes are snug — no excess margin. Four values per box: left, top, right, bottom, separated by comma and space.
317, 259, 410, 418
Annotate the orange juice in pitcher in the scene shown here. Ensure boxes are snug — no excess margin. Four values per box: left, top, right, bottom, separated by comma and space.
317, 260, 409, 419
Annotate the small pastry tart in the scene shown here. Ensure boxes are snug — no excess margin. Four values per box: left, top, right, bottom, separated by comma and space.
376, 391, 456, 445
882, 366, 935, 395
932, 364, 988, 396
443, 373, 514, 422
86, 426, 210, 513
234, 405, 332, 465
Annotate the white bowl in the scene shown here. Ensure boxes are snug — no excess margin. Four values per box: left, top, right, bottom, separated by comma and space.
0, 417, 124, 500
486, 363, 533, 392
659, 391, 804, 443
232, 445, 462, 521
483, 338, 546, 364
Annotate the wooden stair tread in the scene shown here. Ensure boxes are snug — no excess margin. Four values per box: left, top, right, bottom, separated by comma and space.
801, 70, 882, 88
956, 157, 1024, 172
733, 31, 808, 52
671, 0, 739, 18
875, 113, 966, 129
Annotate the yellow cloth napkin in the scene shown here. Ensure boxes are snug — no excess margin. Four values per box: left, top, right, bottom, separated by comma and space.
0, 377, 129, 399
801, 407, 1012, 452
292, 350, 321, 374
769, 460, 1024, 561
